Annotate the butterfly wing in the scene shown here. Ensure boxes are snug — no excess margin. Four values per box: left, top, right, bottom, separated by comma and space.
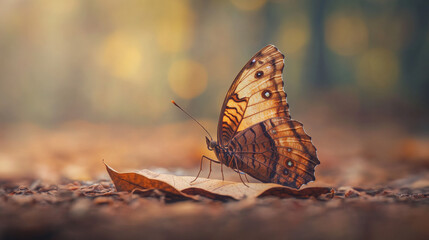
226, 117, 318, 188
217, 45, 319, 188
217, 45, 290, 146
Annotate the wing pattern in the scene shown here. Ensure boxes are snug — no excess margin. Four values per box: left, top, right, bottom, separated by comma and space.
212, 45, 319, 188
228, 117, 319, 188
218, 45, 291, 146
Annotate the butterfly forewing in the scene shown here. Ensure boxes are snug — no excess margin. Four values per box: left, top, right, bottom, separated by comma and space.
218, 45, 291, 146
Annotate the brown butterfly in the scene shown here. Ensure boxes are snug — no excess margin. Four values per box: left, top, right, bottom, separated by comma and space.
174, 45, 319, 189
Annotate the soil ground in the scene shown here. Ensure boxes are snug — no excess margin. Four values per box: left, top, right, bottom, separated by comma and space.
1, 121, 428, 240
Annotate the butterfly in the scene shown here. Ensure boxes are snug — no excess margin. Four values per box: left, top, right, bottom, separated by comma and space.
174, 45, 319, 189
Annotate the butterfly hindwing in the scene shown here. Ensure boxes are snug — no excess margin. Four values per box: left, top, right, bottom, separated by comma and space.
218, 45, 291, 146
229, 117, 319, 188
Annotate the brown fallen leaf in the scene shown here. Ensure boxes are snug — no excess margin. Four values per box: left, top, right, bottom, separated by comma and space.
105, 163, 332, 201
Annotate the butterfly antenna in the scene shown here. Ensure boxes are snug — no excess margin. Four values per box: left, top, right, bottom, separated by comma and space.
171, 100, 214, 141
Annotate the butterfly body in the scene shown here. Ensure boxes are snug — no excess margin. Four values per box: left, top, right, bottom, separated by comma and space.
202, 45, 319, 189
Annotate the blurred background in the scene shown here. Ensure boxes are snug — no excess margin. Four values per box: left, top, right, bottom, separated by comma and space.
0, 0, 428, 186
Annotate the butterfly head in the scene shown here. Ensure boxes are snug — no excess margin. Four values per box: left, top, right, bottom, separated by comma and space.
205, 136, 217, 151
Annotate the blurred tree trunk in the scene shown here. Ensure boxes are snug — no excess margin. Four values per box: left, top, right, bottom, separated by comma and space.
306, 0, 329, 89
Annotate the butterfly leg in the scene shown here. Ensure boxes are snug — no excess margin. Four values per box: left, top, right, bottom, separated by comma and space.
207, 157, 221, 178
207, 160, 213, 178
220, 162, 224, 181
231, 157, 249, 187
237, 170, 249, 187
244, 173, 250, 183
191, 155, 205, 183
191, 155, 219, 183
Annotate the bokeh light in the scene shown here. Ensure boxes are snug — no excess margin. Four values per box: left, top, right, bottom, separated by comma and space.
168, 59, 208, 99
356, 48, 399, 93
95, 31, 144, 82
278, 13, 310, 55
156, 0, 195, 53
325, 12, 369, 56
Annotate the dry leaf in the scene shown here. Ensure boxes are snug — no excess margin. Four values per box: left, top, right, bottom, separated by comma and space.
105, 163, 332, 201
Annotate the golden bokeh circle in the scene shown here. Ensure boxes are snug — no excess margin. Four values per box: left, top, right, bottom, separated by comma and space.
325, 13, 369, 56
95, 32, 144, 82
168, 59, 208, 99
156, 0, 195, 53
279, 14, 310, 54
356, 48, 399, 92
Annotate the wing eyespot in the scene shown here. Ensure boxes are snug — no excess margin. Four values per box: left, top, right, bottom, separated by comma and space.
262, 90, 272, 99
250, 59, 256, 66
255, 71, 264, 78
283, 168, 289, 175
286, 160, 294, 167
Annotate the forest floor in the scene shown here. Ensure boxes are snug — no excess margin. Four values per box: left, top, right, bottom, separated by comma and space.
1, 177, 428, 240
0, 120, 428, 240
